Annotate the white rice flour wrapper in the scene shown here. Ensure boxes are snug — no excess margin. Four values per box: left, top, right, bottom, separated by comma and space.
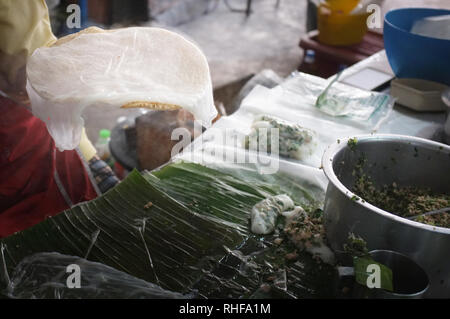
26, 27, 217, 151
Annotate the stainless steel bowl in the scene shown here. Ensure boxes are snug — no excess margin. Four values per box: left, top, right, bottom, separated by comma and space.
443, 89, 450, 144
322, 134, 450, 298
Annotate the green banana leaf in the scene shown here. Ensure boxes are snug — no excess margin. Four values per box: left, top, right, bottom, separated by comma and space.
0, 162, 334, 299
143, 162, 334, 298
146, 162, 324, 230
1, 169, 244, 294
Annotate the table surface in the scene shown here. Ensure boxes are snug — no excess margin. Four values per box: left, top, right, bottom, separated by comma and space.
115, 50, 447, 171
336, 50, 446, 142
175, 50, 448, 173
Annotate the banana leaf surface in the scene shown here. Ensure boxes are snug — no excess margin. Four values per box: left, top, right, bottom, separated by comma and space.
0, 162, 335, 299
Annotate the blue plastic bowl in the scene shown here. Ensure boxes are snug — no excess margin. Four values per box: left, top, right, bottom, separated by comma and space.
384, 8, 450, 85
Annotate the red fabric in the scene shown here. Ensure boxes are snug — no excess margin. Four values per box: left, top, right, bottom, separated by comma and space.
0, 96, 98, 238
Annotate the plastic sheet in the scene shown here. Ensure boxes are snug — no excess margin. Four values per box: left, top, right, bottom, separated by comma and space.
1, 163, 335, 299
231, 69, 283, 113
5, 252, 187, 299
26, 27, 216, 151
174, 146, 328, 198
278, 72, 395, 130
0, 169, 246, 296
231, 85, 367, 167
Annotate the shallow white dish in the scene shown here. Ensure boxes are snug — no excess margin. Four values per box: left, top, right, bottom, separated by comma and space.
391, 78, 448, 112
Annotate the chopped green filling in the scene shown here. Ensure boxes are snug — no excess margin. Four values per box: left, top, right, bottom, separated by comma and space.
343, 233, 369, 257
353, 171, 450, 228
347, 137, 358, 150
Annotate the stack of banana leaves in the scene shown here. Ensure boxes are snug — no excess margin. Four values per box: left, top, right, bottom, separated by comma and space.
0, 161, 337, 299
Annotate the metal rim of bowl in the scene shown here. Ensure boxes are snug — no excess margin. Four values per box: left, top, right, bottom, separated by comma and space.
321, 134, 450, 235
384, 7, 450, 43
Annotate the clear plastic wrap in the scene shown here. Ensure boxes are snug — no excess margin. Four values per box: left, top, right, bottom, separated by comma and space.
235, 85, 367, 167
1, 163, 335, 299
26, 27, 216, 151
5, 252, 188, 299
278, 72, 395, 130
174, 145, 329, 205
244, 114, 318, 161
174, 68, 392, 169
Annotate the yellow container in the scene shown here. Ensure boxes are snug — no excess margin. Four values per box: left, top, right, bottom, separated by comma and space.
318, 1, 370, 46
324, 0, 360, 14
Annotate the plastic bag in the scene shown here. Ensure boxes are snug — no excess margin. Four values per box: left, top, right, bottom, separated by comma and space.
278, 72, 395, 130
26, 27, 216, 151
231, 69, 283, 113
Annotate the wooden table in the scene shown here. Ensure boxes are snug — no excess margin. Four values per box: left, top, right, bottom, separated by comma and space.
298, 30, 384, 78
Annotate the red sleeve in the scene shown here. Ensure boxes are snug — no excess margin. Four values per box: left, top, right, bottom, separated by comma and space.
0, 97, 98, 238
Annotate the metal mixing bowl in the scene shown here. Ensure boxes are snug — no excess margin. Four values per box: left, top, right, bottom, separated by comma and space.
322, 134, 450, 298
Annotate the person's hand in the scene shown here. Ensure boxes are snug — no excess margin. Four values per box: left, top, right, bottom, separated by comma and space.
0, 51, 28, 95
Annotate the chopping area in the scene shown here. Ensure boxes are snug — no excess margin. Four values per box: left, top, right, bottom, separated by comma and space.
0, 0, 450, 301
